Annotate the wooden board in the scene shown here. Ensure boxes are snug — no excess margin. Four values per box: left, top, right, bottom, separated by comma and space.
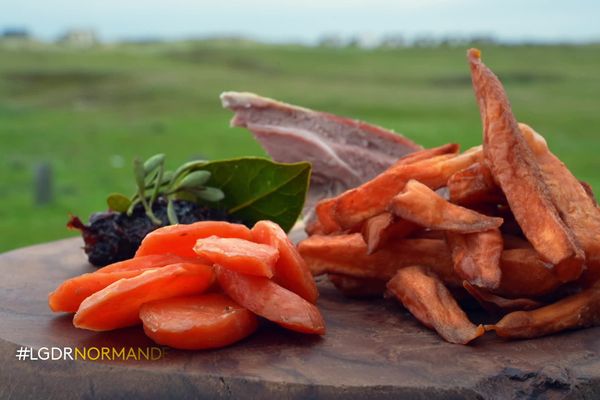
1, 238, 600, 399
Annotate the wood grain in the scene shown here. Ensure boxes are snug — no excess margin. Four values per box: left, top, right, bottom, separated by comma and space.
1, 238, 600, 399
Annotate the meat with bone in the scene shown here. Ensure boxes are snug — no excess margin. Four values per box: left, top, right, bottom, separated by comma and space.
220, 92, 422, 221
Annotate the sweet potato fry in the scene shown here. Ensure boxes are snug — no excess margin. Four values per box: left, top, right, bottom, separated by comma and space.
520, 123, 600, 280
579, 180, 598, 206
298, 233, 460, 286
411, 229, 445, 240
463, 281, 544, 314
386, 266, 484, 344
468, 49, 584, 282
331, 146, 483, 230
447, 162, 504, 206
361, 212, 419, 254
389, 180, 503, 233
486, 282, 600, 339
496, 249, 562, 298
314, 198, 343, 234
446, 228, 503, 289
502, 234, 531, 250
314, 144, 462, 233
327, 274, 387, 298
391, 143, 460, 167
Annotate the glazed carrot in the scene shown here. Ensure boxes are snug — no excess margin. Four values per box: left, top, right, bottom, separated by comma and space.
135, 221, 252, 258
98, 254, 200, 273
251, 220, 319, 303
50, 270, 148, 313
216, 266, 326, 335
49, 254, 201, 312
194, 236, 279, 278
140, 294, 258, 350
73, 263, 214, 331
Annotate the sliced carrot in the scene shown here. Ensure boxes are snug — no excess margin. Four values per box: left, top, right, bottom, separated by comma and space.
50, 270, 144, 313
251, 220, 319, 303
99, 254, 199, 273
73, 263, 214, 331
140, 294, 258, 350
194, 236, 278, 278
49, 254, 200, 313
216, 266, 325, 335
135, 221, 252, 258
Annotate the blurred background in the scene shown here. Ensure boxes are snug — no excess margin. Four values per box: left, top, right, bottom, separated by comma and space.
1, 0, 600, 252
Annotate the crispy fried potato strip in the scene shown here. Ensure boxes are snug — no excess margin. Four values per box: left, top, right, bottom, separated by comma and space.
331, 147, 483, 230
520, 123, 600, 281
468, 49, 584, 282
389, 180, 503, 233
299, 233, 562, 299
361, 212, 419, 254
387, 266, 484, 344
297, 233, 459, 285
463, 281, 544, 314
327, 274, 386, 298
313, 143, 461, 234
579, 180, 598, 206
497, 249, 562, 298
486, 282, 600, 339
446, 228, 503, 289
447, 162, 504, 206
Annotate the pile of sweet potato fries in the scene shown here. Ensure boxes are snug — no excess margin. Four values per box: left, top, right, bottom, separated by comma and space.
298, 49, 600, 344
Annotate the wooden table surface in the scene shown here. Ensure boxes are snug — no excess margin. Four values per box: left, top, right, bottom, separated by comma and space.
1, 238, 599, 399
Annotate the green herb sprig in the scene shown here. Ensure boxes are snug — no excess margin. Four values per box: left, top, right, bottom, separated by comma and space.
106, 154, 225, 225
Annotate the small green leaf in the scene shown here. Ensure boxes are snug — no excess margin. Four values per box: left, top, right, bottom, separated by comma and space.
144, 171, 173, 189
196, 187, 225, 202
133, 158, 146, 193
194, 157, 311, 232
175, 170, 211, 190
170, 160, 207, 188
167, 198, 178, 225
107, 193, 131, 212
143, 154, 165, 175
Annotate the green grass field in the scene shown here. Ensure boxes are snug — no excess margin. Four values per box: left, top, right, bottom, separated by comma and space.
1, 40, 600, 252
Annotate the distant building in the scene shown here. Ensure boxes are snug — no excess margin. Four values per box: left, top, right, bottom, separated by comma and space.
58, 29, 99, 47
318, 34, 346, 48
2, 28, 30, 39
380, 34, 407, 49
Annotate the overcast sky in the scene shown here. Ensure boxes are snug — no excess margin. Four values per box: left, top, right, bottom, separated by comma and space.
2, 0, 600, 43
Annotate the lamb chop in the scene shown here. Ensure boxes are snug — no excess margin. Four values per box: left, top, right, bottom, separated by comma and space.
220, 92, 422, 224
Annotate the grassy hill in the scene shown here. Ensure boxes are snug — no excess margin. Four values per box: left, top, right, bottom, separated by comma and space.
1, 40, 600, 251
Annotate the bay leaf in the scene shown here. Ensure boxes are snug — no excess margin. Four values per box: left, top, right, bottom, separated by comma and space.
193, 157, 311, 232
